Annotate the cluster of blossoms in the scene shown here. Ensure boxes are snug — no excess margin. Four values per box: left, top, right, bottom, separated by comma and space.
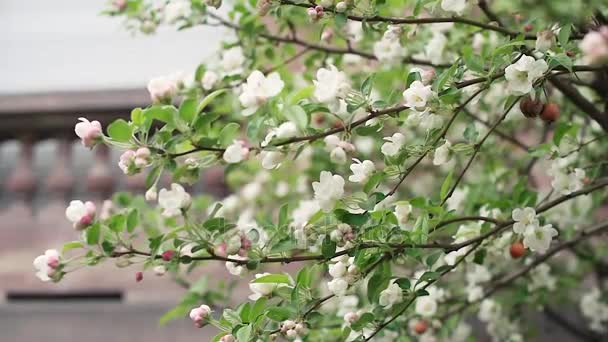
327, 255, 359, 296
33, 249, 61, 282
547, 157, 586, 195
279, 320, 307, 340
324, 135, 356, 164
118, 147, 152, 175
580, 287, 608, 333
239, 70, 284, 115
65, 200, 97, 230
512, 207, 558, 254
313, 65, 351, 112
579, 26, 608, 65
373, 25, 405, 64
478, 299, 524, 342
329, 223, 355, 247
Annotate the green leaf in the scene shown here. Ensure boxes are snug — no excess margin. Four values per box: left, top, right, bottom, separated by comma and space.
127, 209, 139, 233
558, 23, 572, 48
363, 172, 383, 194
284, 105, 308, 130
222, 308, 242, 326
395, 278, 411, 290
321, 235, 337, 259
62, 241, 84, 253
350, 312, 375, 331
107, 119, 132, 142
197, 89, 226, 114
334, 209, 369, 226
548, 53, 572, 72
179, 98, 198, 124
463, 123, 479, 143
406, 71, 422, 87
367, 271, 390, 303
249, 297, 267, 322
252, 273, 290, 284
144, 105, 177, 124
235, 325, 252, 341
278, 203, 289, 228
265, 307, 292, 321
360, 75, 374, 98
86, 223, 101, 245
334, 13, 347, 28
109, 214, 126, 233
203, 217, 226, 231
416, 271, 440, 285
433, 62, 458, 92
553, 122, 574, 146
218, 122, 241, 146
440, 170, 454, 200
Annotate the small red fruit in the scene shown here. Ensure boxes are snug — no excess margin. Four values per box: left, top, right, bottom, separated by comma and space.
540, 102, 560, 122
519, 96, 544, 118
566, 50, 576, 58
135, 271, 144, 282
524, 24, 533, 32
510, 242, 526, 259
413, 320, 428, 335
161, 250, 175, 261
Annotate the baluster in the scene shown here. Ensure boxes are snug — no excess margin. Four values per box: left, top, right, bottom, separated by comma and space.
5, 136, 37, 205
87, 144, 114, 199
46, 137, 75, 199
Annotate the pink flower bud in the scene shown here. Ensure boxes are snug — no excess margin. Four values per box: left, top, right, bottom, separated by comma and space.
219, 334, 235, 342
135, 147, 151, 159
113, 0, 127, 10
240, 236, 252, 250
189, 304, 212, 327
135, 271, 144, 282
46, 255, 60, 269
74, 118, 103, 149
162, 250, 175, 261
315, 5, 323, 13
215, 243, 228, 257
307, 7, 318, 20
321, 28, 334, 42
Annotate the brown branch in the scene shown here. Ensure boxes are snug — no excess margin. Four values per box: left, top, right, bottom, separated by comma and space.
279, 0, 584, 40
550, 77, 608, 132
463, 109, 530, 152
477, 0, 503, 26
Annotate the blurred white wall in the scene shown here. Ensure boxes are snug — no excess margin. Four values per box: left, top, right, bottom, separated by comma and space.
0, 0, 224, 94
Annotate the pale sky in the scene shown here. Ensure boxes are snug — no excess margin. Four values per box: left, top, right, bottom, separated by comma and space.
0, 0, 225, 94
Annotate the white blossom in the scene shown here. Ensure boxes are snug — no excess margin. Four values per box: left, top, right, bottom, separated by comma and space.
425, 33, 449, 65
262, 121, 298, 147
239, 70, 284, 115
415, 296, 438, 317
313, 65, 351, 111
511, 207, 539, 235
579, 27, 608, 65
260, 150, 285, 170
221, 47, 245, 76
395, 202, 412, 229
201, 70, 219, 90
441, 0, 467, 14
523, 224, 558, 253
348, 159, 375, 183
223, 140, 249, 163
147, 75, 179, 102
327, 277, 349, 296
379, 280, 403, 308
158, 183, 192, 217
403, 81, 434, 110
292, 199, 320, 230
504, 55, 548, 95
249, 273, 278, 300
65, 200, 96, 230
373, 37, 405, 64
312, 171, 345, 211
33, 249, 60, 282
433, 140, 451, 166
380, 133, 406, 157
225, 254, 247, 276
548, 160, 586, 195
164, 0, 191, 23
580, 287, 608, 332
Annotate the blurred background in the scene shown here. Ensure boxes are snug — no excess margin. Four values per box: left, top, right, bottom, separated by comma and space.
0, 0, 230, 341
0, 1, 600, 341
